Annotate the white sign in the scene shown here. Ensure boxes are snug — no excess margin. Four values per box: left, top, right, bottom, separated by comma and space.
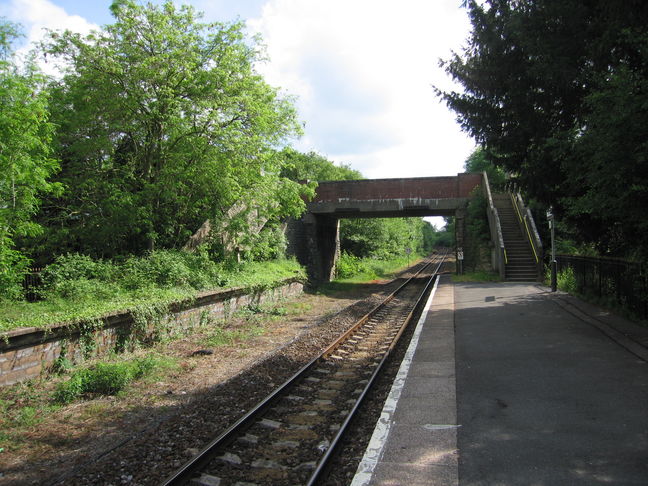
457, 250, 464, 260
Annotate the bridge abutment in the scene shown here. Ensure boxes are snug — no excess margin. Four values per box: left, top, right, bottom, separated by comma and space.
287, 214, 339, 283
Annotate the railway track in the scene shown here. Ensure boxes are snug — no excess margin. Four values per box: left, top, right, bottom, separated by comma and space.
162, 252, 447, 486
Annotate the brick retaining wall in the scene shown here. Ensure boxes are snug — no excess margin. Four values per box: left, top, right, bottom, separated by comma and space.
0, 279, 304, 387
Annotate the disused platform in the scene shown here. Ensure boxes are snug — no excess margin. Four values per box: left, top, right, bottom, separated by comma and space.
351, 275, 648, 485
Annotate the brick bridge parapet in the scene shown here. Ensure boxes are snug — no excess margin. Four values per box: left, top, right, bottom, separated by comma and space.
311, 173, 481, 203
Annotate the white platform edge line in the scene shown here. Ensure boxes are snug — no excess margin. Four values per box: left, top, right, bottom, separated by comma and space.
349, 276, 441, 486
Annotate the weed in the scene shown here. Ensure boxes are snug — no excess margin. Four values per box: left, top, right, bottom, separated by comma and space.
202, 324, 265, 348
52, 352, 73, 375
17, 406, 39, 427
235, 302, 288, 322
556, 266, 577, 294
53, 354, 176, 404
285, 301, 312, 315
0, 430, 14, 451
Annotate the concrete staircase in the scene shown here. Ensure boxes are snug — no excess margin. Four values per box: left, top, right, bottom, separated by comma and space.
493, 194, 539, 281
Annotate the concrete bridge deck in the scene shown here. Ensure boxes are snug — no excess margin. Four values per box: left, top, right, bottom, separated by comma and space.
352, 276, 648, 485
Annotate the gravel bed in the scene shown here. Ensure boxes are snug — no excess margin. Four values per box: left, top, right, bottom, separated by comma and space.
319, 280, 432, 485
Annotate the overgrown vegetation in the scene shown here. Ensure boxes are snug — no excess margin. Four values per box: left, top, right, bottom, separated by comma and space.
463, 187, 490, 272
0, 4, 440, 329
333, 215, 451, 281
340, 218, 434, 260
555, 267, 577, 294
0, 20, 61, 299
334, 252, 426, 283
53, 354, 176, 404
0, 1, 314, 301
0, 252, 304, 332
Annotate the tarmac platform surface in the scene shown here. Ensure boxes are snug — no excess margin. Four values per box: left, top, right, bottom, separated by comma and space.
351, 275, 648, 486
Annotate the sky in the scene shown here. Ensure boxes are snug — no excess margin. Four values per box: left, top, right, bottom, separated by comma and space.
0, 0, 476, 181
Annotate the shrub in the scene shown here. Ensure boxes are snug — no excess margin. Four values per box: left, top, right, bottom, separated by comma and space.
41, 254, 115, 286
40, 254, 117, 300
53, 355, 166, 404
0, 243, 30, 301
336, 252, 366, 279
120, 250, 225, 291
557, 266, 578, 294
120, 250, 194, 289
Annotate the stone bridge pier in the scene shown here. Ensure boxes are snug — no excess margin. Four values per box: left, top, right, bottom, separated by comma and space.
287, 173, 483, 284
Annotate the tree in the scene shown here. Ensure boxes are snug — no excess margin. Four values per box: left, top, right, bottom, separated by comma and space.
0, 20, 60, 298
438, 0, 648, 258
279, 148, 362, 182
38, 1, 305, 259
464, 147, 506, 191
340, 217, 428, 259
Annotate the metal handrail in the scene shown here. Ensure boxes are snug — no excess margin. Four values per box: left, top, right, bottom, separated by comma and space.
510, 193, 539, 263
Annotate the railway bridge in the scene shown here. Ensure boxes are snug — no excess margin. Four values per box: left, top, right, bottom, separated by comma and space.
287, 173, 484, 282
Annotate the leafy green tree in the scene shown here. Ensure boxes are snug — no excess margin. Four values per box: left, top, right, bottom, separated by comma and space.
566, 42, 648, 256
340, 218, 428, 259
38, 1, 304, 259
279, 148, 362, 182
438, 0, 648, 258
0, 20, 60, 298
464, 147, 506, 191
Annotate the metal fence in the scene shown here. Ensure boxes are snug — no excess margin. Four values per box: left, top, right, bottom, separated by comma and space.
556, 255, 648, 321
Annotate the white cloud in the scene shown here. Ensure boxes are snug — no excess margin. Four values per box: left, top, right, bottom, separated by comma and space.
0, 0, 99, 75
248, 0, 475, 179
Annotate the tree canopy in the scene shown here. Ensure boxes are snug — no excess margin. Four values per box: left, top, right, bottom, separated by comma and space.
279, 148, 362, 182
438, 0, 648, 258
36, 0, 306, 259
0, 19, 60, 297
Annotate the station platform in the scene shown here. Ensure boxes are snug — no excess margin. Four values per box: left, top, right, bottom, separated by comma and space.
351, 275, 648, 486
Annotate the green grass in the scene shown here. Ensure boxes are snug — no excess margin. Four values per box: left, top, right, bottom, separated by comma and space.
0, 256, 305, 333
199, 302, 291, 347
0, 379, 60, 451
201, 324, 265, 347
53, 353, 179, 404
334, 253, 425, 284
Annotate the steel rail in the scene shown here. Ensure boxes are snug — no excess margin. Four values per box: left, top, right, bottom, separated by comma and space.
161, 251, 446, 486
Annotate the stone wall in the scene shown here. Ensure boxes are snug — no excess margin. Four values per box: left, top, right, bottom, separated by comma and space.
0, 279, 304, 387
